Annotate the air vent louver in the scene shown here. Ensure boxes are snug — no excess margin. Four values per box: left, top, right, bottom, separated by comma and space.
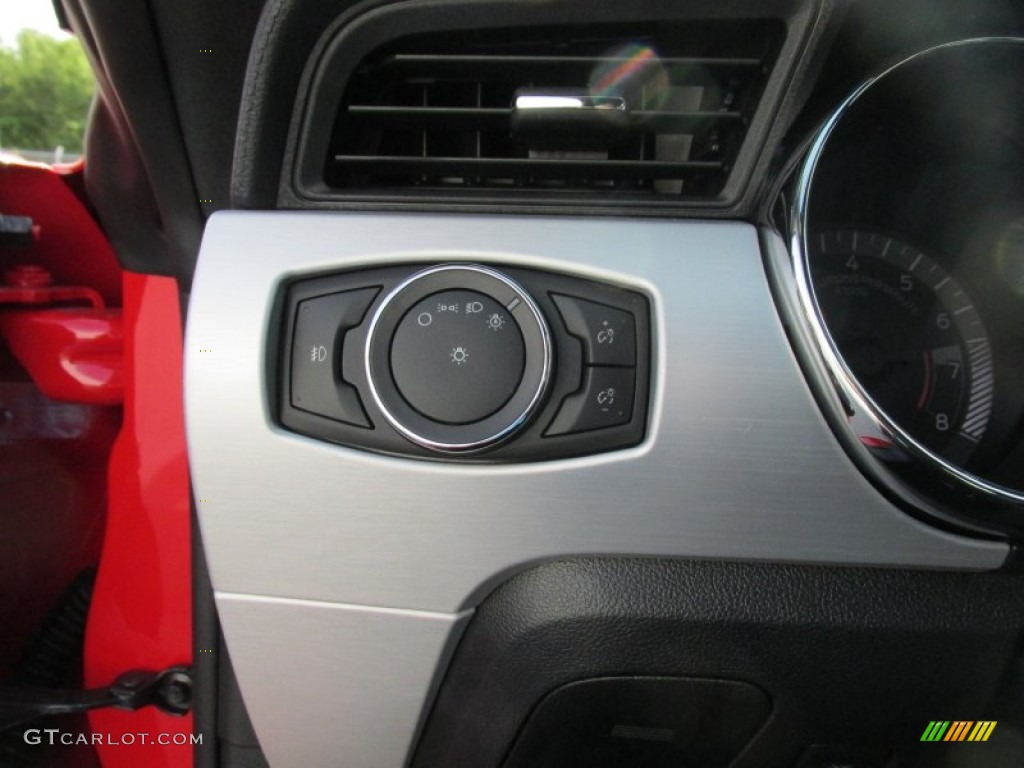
323, 21, 783, 201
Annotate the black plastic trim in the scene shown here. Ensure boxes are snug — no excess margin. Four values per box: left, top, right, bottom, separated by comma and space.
232, 0, 846, 217
275, 263, 651, 462
286, 0, 802, 213
190, 505, 218, 768
412, 557, 1024, 768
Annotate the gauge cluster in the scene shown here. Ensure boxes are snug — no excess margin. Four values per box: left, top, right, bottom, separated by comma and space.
780, 39, 1024, 534
810, 229, 997, 466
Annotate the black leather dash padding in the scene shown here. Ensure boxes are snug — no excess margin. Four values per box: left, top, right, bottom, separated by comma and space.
149, 0, 267, 221
61, 0, 204, 282
412, 558, 1024, 768
232, 0, 372, 209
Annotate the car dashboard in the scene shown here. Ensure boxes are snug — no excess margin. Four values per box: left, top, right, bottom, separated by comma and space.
80, 0, 1024, 765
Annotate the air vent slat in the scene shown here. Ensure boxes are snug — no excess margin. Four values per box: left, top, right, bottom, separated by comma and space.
323, 20, 783, 200
335, 155, 722, 179
347, 106, 512, 130
375, 53, 765, 78
347, 105, 742, 128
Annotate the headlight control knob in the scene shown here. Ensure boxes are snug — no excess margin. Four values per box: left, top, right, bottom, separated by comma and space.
366, 265, 552, 452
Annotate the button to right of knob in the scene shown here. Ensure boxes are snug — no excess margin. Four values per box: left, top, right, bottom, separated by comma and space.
545, 366, 635, 436
551, 293, 636, 366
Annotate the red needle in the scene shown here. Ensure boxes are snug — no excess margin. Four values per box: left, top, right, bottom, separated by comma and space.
916, 349, 933, 410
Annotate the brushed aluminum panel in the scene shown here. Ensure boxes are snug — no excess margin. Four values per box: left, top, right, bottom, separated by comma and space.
215, 593, 470, 768
186, 212, 1006, 616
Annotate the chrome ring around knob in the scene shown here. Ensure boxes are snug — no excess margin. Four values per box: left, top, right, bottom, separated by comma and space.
364, 264, 552, 453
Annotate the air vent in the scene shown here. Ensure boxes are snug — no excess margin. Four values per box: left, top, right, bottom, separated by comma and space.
322, 21, 784, 202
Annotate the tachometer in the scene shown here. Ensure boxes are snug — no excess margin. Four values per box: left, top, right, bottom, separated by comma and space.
810, 230, 993, 464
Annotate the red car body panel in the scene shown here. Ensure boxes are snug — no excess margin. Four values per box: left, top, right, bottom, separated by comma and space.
0, 161, 193, 766
0, 307, 124, 404
84, 271, 193, 768
0, 162, 121, 306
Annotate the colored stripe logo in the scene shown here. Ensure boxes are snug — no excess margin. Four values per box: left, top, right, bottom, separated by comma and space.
920, 721, 997, 742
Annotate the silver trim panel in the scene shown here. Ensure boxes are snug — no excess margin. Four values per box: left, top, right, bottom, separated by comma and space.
186, 212, 1005, 615
216, 592, 471, 768
187, 212, 1007, 768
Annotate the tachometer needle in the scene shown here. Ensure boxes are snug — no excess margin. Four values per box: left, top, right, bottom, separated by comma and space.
916, 350, 932, 410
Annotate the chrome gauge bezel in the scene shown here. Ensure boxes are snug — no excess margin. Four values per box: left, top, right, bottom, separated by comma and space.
788, 37, 1024, 521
